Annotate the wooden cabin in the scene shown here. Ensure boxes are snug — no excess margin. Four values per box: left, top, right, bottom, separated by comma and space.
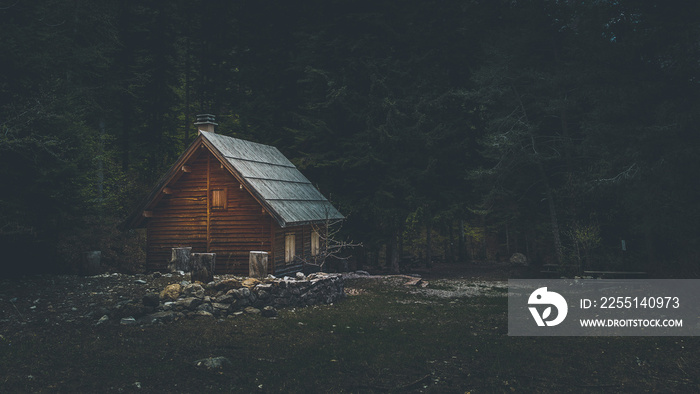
124, 115, 344, 276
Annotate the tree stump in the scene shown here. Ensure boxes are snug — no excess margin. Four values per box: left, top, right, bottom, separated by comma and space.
249, 251, 268, 278
81, 251, 101, 276
191, 253, 216, 283
168, 247, 192, 272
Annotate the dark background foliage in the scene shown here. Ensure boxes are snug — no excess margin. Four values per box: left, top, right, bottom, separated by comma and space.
1, 0, 698, 276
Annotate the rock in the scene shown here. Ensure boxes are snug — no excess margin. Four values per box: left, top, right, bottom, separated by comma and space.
152, 272, 162, 279
211, 303, 230, 313
214, 278, 243, 292
195, 310, 214, 318
261, 306, 278, 318
176, 297, 203, 310
216, 294, 235, 304
295, 272, 306, 280
96, 315, 109, 325
355, 270, 370, 276
142, 311, 178, 324
134, 279, 147, 284
160, 283, 182, 301
244, 306, 260, 315
509, 253, 528, 266
194, 356, 231, 370
256, 290, 270, 300
241, 278, 260, 288
229, 287, 250, 299
120, 317, 137, 326
116, 302, 153, 319
196, 303, 213, 314
142, 292, 160, 308
404, 277, 422, 286
183, 283, 205, 298
235, 298, 250, 308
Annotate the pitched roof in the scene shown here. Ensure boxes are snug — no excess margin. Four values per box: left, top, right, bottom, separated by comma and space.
124, 131, 343, 229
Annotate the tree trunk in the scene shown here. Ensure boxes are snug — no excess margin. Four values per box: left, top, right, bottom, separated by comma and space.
544, 179, 564, 265
390, 230, 400, 274
505, 220, 510, 255
169, 247, 192, 272
191, 253, 216, 283
425, 220, 432, 268
458, 219, 466, 263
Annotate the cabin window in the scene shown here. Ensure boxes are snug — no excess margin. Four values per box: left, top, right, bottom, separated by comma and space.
212, 189, 227, 210
285, 233, 296, 263
311, 230, 321, 256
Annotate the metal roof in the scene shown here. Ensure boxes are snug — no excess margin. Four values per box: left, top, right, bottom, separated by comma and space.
201, 131, 343, 227
124, 131, 344, 229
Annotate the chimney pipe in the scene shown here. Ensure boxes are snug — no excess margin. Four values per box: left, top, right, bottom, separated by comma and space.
194, 114, 218, 133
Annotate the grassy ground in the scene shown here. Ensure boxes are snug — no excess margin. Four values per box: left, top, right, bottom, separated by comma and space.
1, 275, 698, 393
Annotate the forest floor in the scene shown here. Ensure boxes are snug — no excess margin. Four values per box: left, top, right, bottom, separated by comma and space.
1, 263, 698, 393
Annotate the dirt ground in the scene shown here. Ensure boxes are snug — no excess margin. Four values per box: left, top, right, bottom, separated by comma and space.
0, 262, 513, 330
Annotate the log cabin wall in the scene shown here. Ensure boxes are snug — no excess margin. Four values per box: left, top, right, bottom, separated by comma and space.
146, 151, 208, 272
146, 150, 274, 275
272, 223, 315, 273
208, 153, 272, 275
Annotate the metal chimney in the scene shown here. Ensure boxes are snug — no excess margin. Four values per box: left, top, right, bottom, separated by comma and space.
194, 114, 218, 133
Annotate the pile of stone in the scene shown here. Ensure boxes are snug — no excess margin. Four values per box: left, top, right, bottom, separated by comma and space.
107, 272, 345, 326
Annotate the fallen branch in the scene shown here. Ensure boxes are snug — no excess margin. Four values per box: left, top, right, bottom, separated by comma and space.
396, 373, 431, 391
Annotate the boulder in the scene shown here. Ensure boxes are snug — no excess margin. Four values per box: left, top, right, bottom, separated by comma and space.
182, 283, 205, 298
142, 292, 160, 308
261, 306, 278, 318
241, 278, 260, 288
244, 306, 261, 315
213, 278, 243, 292
509, 253, 528, 266
160, 283, 182, 301
176, 297, 203, 311
216, 294, 235, 304
196, 303, 213, 314
142, 311, 178, 324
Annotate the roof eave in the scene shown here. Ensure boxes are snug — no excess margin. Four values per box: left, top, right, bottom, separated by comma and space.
122, 134, 207, 229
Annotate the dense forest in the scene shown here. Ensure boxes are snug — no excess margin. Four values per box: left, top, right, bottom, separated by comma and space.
1, 0, 698, 276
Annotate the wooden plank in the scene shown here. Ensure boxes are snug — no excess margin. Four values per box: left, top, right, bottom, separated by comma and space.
270, 218, 276, 274
206, 154, 211, 252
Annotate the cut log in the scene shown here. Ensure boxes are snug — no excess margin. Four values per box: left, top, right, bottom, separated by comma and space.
81, 251, 101, 276
249, 251, 269, 279
168, 247, 192, 272
191, 253, 216, 283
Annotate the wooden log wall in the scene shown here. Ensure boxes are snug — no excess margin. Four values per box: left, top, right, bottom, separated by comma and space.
146, 150, 274, 275
272, 224, 314, 272
147, 152, 208, 272
208, 153, 272, 275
